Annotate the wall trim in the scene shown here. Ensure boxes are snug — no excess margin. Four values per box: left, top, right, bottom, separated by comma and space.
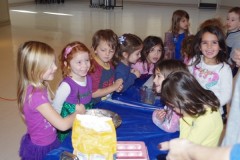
9, 1, 34, 7
0, 20, 11, 27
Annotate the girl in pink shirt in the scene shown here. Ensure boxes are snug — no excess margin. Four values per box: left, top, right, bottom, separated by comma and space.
132, 36, 165, 78
17, 41, 85, 160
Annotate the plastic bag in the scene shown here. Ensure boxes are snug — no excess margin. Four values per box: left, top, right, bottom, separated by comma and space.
72, 114, 117, 160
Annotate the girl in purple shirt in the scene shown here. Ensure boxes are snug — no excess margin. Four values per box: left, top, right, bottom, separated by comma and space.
53, 41, 93, 141
17, 41, 85, 160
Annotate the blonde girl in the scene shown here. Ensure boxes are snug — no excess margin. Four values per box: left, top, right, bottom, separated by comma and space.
17, 41, 85, 160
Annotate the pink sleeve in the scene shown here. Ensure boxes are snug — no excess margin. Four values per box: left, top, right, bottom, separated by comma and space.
132, 62, 145, 74
152, 108, 180, 133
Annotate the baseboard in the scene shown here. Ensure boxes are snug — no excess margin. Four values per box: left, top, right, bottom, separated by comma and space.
198, 3, 217, 9
9, 1, 34, 7
0, 20, 11, 27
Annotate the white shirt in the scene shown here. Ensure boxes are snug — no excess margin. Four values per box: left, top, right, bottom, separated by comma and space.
188, 56, 233, 114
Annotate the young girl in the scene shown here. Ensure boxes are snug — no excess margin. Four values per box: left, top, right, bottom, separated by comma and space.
152, 59, 189, 133
112, 33, 142, 92
52, 41, 92, 141
17, 41, 86, 160
188, 25, 233, 119
164, 9, 190, 60
161, 71, 223, 147
89, 29, 123, 104
132, 36, 164, 77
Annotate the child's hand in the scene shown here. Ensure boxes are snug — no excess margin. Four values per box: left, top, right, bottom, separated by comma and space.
75, 104, 86, 114
232, 48, 240, 67
116, 84, 123, 92
113, 79, 123, 92
155, 109, 167, 122
131, 69, 141, 78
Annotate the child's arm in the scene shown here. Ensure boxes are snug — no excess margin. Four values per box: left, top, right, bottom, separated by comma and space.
115, 63, 139, 92
152, 108, 180, 133
159, 138, 231, 160
52, 82, 71, 113
232, 48, 240, 67
37, 103, 85, 131
218, 65, 233, 107
92, 78, 123, 98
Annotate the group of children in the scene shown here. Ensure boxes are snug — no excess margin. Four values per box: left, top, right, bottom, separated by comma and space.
17, 6, 240, 160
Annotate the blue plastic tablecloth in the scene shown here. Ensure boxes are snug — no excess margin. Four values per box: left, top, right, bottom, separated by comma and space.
45, 100, 179, 160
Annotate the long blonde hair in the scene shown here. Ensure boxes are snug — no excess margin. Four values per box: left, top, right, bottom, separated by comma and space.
17, 41, 55, 113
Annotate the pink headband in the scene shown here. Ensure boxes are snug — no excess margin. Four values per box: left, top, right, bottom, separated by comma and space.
64, 44, 79, 59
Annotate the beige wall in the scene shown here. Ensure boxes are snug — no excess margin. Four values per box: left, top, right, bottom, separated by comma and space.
0, 0, 10, 26
221, 0, 240, 8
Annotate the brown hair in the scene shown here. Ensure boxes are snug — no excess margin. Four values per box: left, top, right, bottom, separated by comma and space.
112, 33, 142, 66
181, 34, 195, 60
154, 59, 189, 78
170, 10, 190, 36
141, 36, 164, 62
161, 71, 220, 117
92, 29, 119, 52
228, 7, 240, 18
199, 18, 226, 34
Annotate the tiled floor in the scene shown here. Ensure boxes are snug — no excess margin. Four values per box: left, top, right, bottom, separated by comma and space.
0, 1, 229, 159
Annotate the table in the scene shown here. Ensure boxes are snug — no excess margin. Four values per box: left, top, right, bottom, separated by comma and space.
45, 100, 179, 160
45, 77, 179, 160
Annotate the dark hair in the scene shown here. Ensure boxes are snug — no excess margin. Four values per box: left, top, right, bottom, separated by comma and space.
140, 36, 165, 62
154, 59, 188, 78
161, 71, 220, 117
171, 10, 190, 36
191, 25, 228, 66
92, 29, 119, 52
112, 33, 142, 66
181, 34, 195, 60
228, 7, 240, 18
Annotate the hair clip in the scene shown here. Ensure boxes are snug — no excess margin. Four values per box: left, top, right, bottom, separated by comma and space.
119, 36, 126, 45
64, 44, 78, 59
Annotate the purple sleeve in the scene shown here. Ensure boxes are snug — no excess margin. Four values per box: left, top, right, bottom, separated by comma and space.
31, 89, 50, 110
